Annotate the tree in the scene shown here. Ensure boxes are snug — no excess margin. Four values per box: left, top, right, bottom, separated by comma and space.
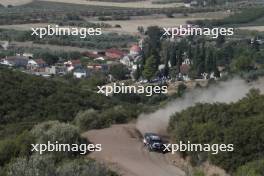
143, 55, 158, 80
216, 34, 225, 47
109, 64, 129, 80
231, 55, 254, 72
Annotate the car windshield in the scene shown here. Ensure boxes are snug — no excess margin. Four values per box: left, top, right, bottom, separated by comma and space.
152, 139, 162, 143
150, 135, 161, 143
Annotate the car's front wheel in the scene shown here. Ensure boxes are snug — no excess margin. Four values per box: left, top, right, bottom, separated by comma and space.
147, 145, 153, 152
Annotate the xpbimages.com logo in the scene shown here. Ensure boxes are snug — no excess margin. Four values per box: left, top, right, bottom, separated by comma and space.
31, 25, 102, 38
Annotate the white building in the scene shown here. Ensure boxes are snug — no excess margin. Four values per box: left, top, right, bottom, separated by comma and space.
73, 68, 88, 79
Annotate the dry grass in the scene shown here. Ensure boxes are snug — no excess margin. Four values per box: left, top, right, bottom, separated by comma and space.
38, 0, 184, 8
0, 0, 33, 6
97, 12, 229, 33
0, 11, 229, 35
238, 26, 264, 32
0, 23, 52, 31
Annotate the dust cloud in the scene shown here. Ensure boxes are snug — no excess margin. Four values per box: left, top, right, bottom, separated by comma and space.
136, 78, 264, 135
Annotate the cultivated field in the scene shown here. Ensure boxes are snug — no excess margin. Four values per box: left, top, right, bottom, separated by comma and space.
38, 0, 184, 8
97, 12, 229, 33
238, 26, 264, 32
0, 0, 33, 6
0, 23, 52, 31
0, 11, 229, 35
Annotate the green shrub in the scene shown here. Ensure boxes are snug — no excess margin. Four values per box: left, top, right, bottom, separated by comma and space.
235, 160, 264, 176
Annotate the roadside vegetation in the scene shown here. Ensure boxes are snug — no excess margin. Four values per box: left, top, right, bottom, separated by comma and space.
168, 89, 264, 175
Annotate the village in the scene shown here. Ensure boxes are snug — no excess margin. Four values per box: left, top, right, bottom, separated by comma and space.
0, 37, 227, 91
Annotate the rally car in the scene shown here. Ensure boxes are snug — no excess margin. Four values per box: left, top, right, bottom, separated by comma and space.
143, 133, 165, 152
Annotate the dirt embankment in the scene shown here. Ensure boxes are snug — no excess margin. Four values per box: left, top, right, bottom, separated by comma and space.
83, 124, 185, 176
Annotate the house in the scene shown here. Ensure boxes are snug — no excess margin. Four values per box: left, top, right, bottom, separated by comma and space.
129, 44, 141, 56
105, 49, 125, 60
120, 44, 143, 68
120, 55, 134, 67
94, 57, 106, 61
73, 68, 89, 79
22, 53, 34, 58
83, 51, 105, 59
0, 41, 9, 50
64, 60, 82, 72
180, 57, 192, 74
27, 59, 47, 71
45, 64, 67, 75
0, 56, 29, 68
190, 0, 198, 6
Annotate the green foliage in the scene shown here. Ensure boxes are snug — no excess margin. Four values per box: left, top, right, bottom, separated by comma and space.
31, 121, 84, 159
75, 105, 139, 131
56, 158, 118, 176
0, 131, 34, 167
0, 68, 113, 124
0, 29, 137, 50
75, 109, 104, 131
31, 121, 81, 144
109, 64, 129, 80
7, 155, 117, 176
168, 89, 264, 172
7, 154, 56, 176
191, 8, 264, 27
235, 160, 264, 176
143, 55, 158, 80
231, 55, 254, 72
193, 169, 205, 176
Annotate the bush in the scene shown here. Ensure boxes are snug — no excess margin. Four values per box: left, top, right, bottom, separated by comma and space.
75, 109, 103, 131
31, 121, 86, 159
56, 158, 118, 176
7, 156, 118, 176
169, 89, 264, 172
7, 154, 56, 176
0, 131, 34, 167
235, 160, 264, 176
0, 139, 18, 166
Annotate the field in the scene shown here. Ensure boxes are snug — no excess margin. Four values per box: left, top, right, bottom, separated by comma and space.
97, 12, 229, 33
39, 0, 184, 8
0, 0, 33, 6
0, 11, 229, 34
238, 26, 264, 32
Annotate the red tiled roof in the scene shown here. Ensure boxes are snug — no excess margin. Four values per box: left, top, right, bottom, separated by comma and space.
82, 52, 101, 59
71, 60, 81, 66
180, 64, 190, 74
35, 59, 46, 65
130, 45, 141, 52
106, 49, 125, 56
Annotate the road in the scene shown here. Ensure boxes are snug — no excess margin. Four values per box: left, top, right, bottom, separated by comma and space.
83, 124, 185, 176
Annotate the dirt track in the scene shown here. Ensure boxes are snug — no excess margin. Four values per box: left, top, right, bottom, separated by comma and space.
83, 124, 185, 176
